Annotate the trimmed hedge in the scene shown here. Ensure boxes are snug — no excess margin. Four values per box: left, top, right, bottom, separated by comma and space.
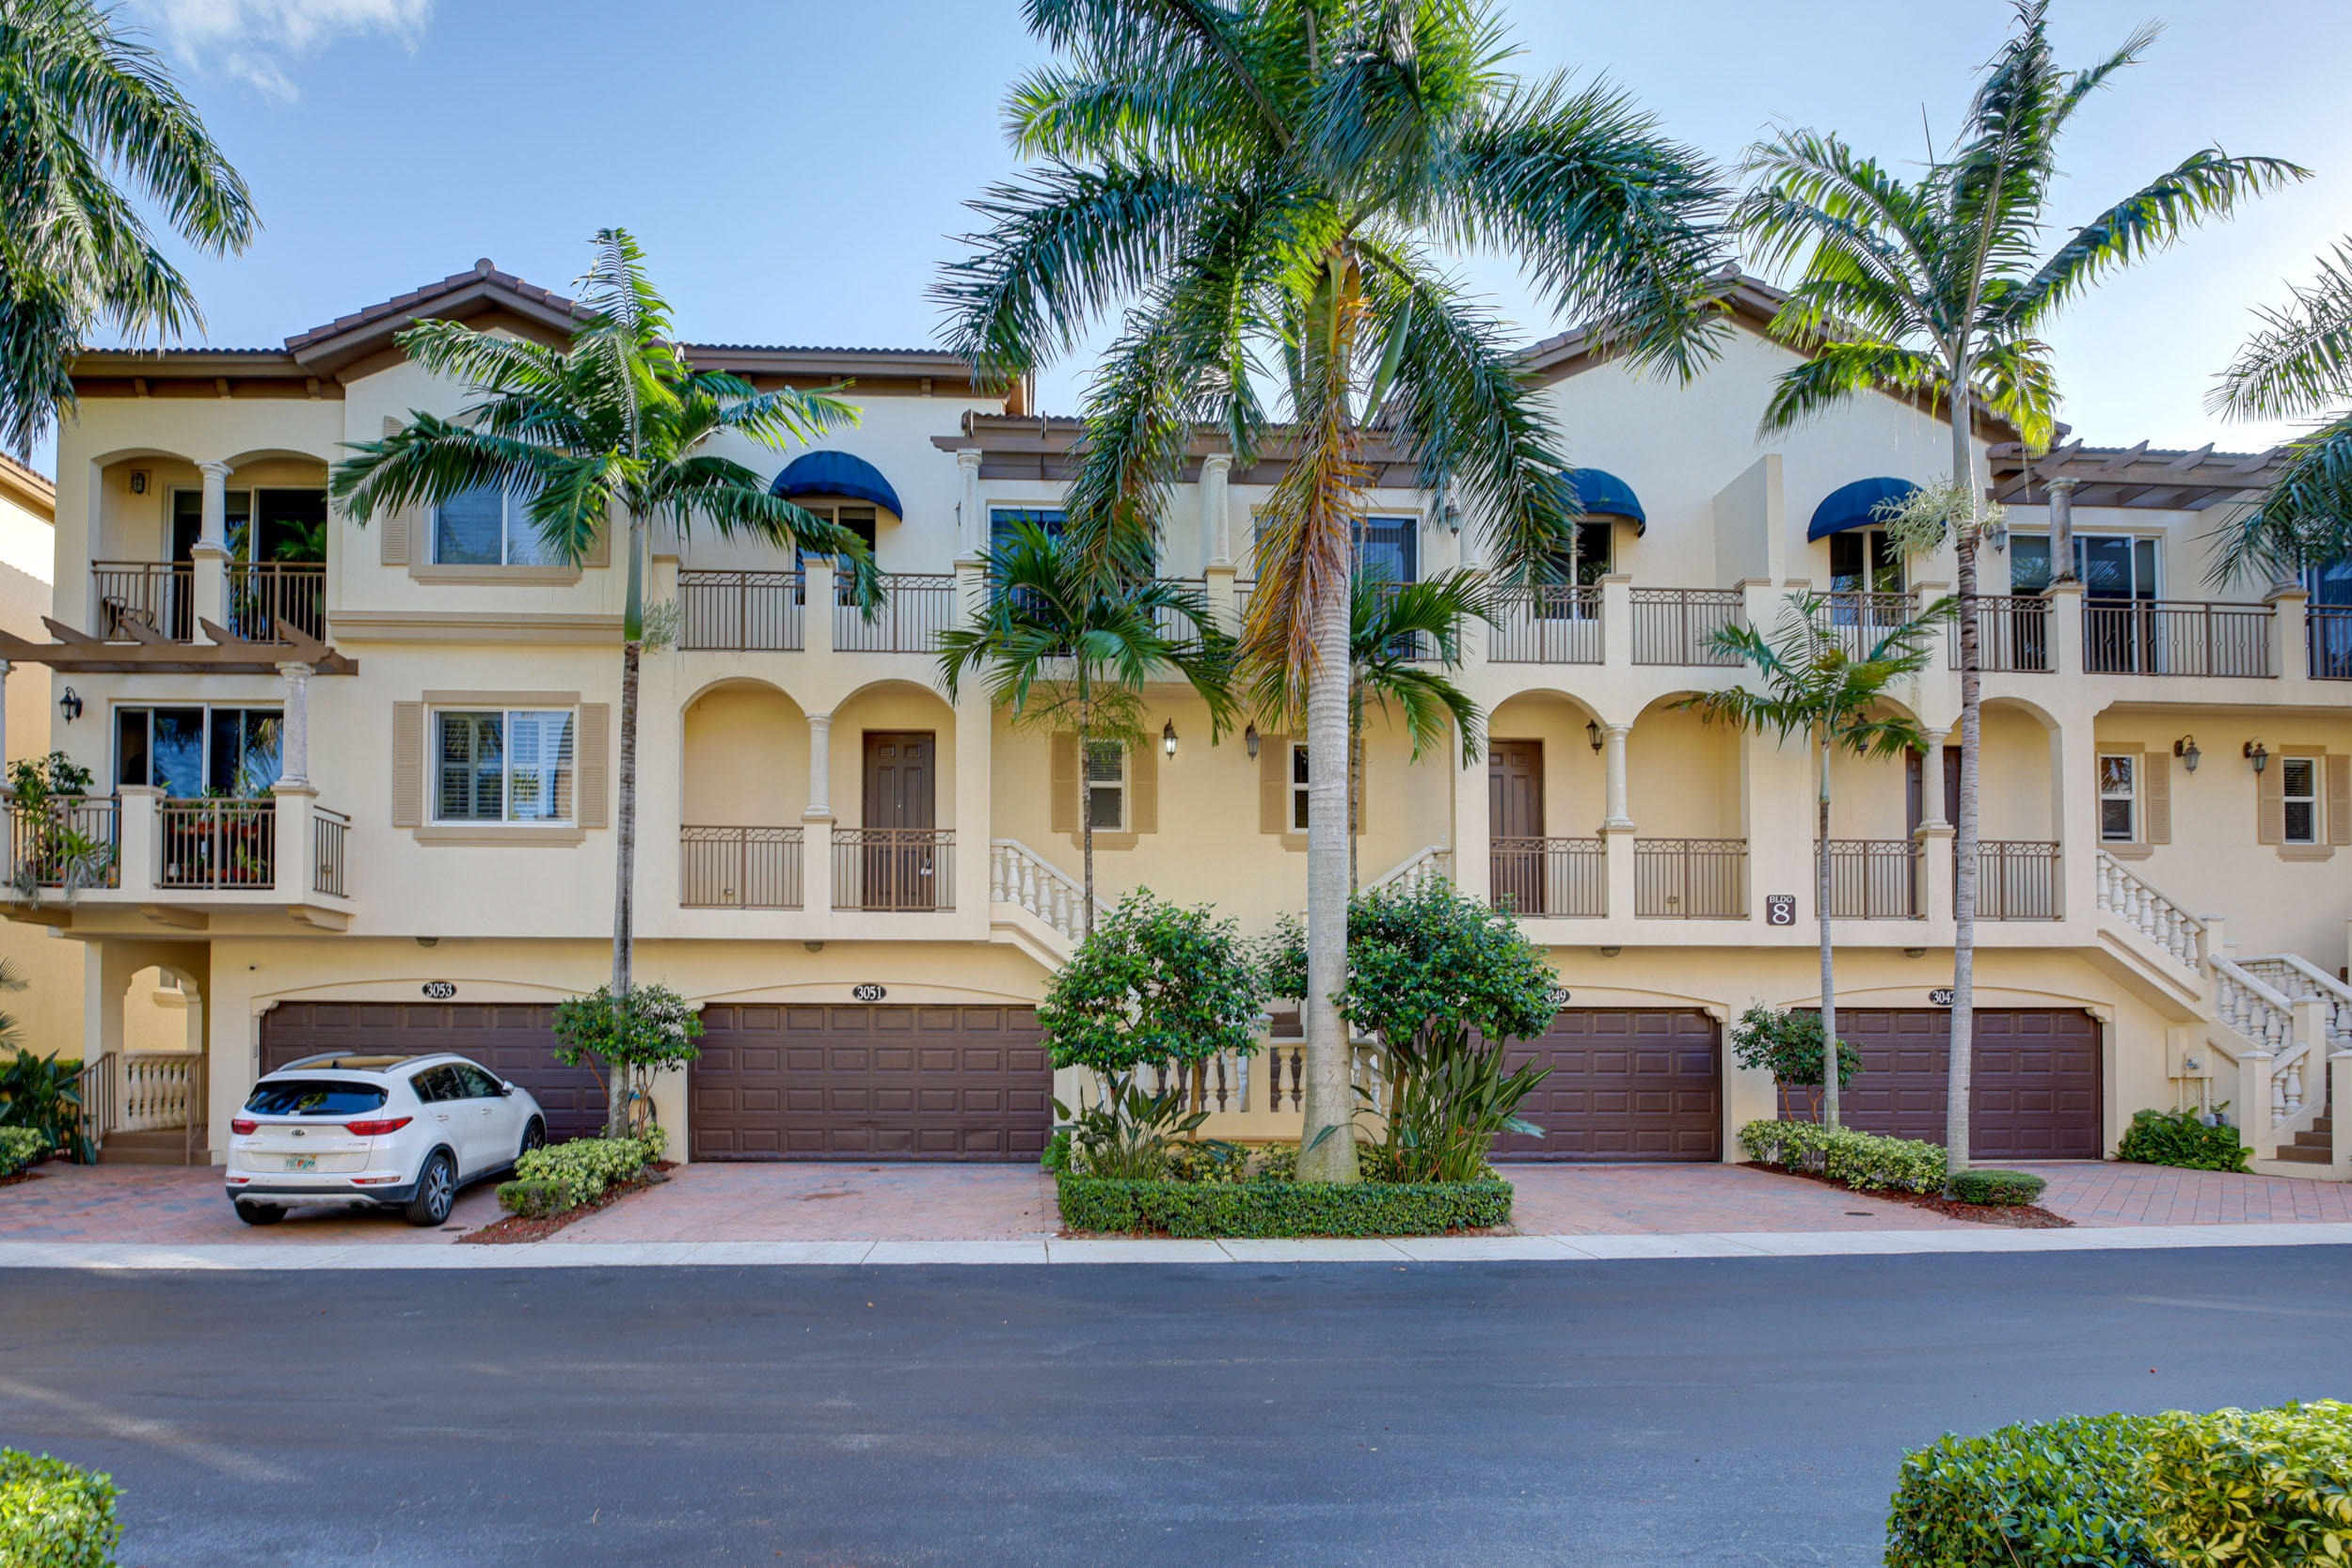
0, 1127, 47, 1179
1950, 1168, 2047, 1207
1884, 1402, 2352, 1568
495, 1127, 665, 1216
1056, 1171, 1512, 1238
1738, 1119, 1948, 1194
0, 1450, 121, 1568
2117, 1107, 2251, 1174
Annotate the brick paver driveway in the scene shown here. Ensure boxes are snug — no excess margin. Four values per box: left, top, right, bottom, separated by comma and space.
2019, 1161, 2352, 1226
0, 1164, 498, 1244
557, 1163, 1058, 1243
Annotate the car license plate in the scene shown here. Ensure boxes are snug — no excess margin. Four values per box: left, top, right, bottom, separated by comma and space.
283, 1155, 317, 1171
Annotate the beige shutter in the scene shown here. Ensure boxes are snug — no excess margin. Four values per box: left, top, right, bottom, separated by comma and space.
379, 418, 413, 565
2259, 752, 2285, 846
1259, 734, 1290, 833
586, 516, 612, 568
1051, 735, 1078, 833
391, 702, 423, 827
2329, 754, 2351, 847
577, 704, 611, 829
1130, 737, 1158, 835
2142, 750, 2169, 845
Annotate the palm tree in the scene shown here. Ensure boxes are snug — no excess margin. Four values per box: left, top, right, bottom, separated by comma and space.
2207, 239, 2352, 586
1328, 567, 1489, 891
332, 230, 872, 1132
0, 0, 256, 456
937, 0, 1727, 1181
1733, 0, 2300, 1173
936, 522, 1237, 932
1683, 593, 1948, 1127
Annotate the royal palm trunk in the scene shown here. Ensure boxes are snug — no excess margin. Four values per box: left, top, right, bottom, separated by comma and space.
1947, 386, 1979, 1177
1297, 576, 1358, 1181
1819, 727, 1839, 1128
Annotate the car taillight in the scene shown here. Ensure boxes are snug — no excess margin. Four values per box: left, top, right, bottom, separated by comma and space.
230, 1117, 257, 1135
344, 1117, 413, 1137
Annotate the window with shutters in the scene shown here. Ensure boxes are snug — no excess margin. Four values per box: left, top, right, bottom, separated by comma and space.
2282, 756, 2320, 845
435, 709, 575, 824
434, 487, 549, 566
1290, 743, 1311, 831
1084, 740, 1126, 832
2097, 754, 2137, 843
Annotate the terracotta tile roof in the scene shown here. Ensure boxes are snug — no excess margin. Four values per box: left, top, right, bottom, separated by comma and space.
0, 451, 56, 518
282, 258, 586, 351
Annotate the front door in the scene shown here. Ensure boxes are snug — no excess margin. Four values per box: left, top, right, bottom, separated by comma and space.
861, 732, 938, 911
1489, 740, 1545, 914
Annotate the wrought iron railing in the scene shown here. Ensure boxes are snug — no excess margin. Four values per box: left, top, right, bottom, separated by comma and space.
2082, 600, 2271, 677
1489, 836, 1606, 917
678, 570, 804, 651
1953, 595, 2055, 673
680, 825, 803, 909
157, 799, 276, 890
226, 562, 326, 641
1968, 840, 2060, 920
832, 828, 954, 911
835, 574, 956, 654
1635, 837, 1747, 918
1823, 592, 1918, 659
2309, 606, 2352, 680
1489, 585, 1602, 663
1819, 839, 1920, 919
1631, 588, 1743, 666
92, 562, 194, 641
7, 797, 119, 890
311, 807, 349, 898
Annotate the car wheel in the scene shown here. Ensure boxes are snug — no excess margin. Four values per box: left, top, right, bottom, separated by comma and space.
404, 1151, 455, 1227
518, 1117, 546, 1160
233, 1200, 284, 1227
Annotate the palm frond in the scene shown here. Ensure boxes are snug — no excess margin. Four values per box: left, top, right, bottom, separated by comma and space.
2203, 416, 2352, 587
1757, 341, 1944, 436
2212, 239, 2352, 423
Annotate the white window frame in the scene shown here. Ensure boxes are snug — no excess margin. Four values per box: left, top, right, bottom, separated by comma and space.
2281, 755, 2321, 846
432, 706, 578, 826
1083, 738, 1127, 832
433, 487, 546, 567
1290, 741, 1311, 832
2098, 752, 2137, 843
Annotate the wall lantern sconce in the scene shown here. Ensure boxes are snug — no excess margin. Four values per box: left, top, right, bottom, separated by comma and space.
1981, 515, 2009, 554
1162, 720, 1178, 759
1597, 945, 1622, 958
1245, 723, 1260, 761
128, 470, 148, 496
56, 688, 82, 725
1585, 720, 1603, 754
2245, 739, 2270, 775
1902, 947, 1927, 958
2174, 736, 2201, 773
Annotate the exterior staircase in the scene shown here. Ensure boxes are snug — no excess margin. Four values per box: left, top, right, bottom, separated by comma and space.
95, 1127, 206, 1166
2277, 1099, 2333, 1166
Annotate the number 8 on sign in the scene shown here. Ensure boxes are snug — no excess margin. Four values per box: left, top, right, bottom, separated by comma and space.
1765, 894, 1796, 927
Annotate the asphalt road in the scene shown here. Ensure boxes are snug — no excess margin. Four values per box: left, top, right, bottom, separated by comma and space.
4, 1248, 2348, 1567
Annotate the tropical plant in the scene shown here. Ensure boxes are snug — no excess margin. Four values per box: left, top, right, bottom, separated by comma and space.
1681, 593, 1945, 1125
1727, 1004, 1862, 1121
938, 0, 1728, 1179
937, 528, 1236, 929
1038, 889, 1267, 1076
0, 1044, 87, 1164
333, 230, 867, 1132
2206, 239, 2352, 585
3, 752, 111, 902
1055, 1075, 1221, 1180
0, 0, 257, 457
1733, 0, 2300, 1168
549, 981, 703, 1139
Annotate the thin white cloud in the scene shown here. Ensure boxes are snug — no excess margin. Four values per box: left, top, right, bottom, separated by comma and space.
132, 0, 431, 100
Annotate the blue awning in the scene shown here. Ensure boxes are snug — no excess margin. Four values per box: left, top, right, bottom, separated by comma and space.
771, 451, 903, 517
1562, 467, 1646, 535
1807, 477, 1919, 541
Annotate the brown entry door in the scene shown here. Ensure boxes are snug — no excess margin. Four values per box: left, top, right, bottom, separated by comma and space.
861, 732, 938, 911
1489, 740, 1545, 914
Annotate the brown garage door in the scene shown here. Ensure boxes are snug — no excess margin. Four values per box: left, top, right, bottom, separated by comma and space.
689, 1004, 1051, 1162
1492, 1008, 1722, 1162
1833, 1007, 2101, 1160
260, 1003, 608, 1144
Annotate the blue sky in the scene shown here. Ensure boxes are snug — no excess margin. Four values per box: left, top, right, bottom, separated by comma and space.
40, 0, 2352, 474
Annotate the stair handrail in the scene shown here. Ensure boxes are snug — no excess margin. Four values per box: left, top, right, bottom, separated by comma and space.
2093, 850, 2206, 971
69, 1050, 114, 1161
2234, 953, 2352, 1053
2212, 954, 2309, 1120
1367, 845, 1454, 894
987, 838, 1097, 945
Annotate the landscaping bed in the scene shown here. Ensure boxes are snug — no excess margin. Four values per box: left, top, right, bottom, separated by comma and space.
1056, 1169, 1512, 1239
1746, 1162, 2072, 1228
460, 1161, 674, 1243
461, 1129, 674, 1244
1737, 1119, 2070, 1227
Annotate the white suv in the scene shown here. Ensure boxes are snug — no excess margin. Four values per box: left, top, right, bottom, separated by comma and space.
225, 1053, 548, 1227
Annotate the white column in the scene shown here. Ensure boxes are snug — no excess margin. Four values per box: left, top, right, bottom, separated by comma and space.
193, 459, 232, 637
804, 712, 834, 821
277, 662, 312, 787
1601, 723, 1633, 830
1200, 452, 1233, 567
1915, 727, 1950, 830
957, 449, 984, 559
803, 712, 834, 915
2045, 476, 2076, 581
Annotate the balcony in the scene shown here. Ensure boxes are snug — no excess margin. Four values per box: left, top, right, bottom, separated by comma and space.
1490, 836, 1606, 917
1490, 585, 1601, 663
92, 562, 195, 641
1823, 591, 1917, 659
1820, 839, 1921, 919
1969, 841, 2061, 920
5, 790, 353, 930
2310, 606, 2352, 680
679, 571, 804, 651
226, 562, 325, 641
1635, 838, 1747, 918
8, 797, 122, 891
1952, 595, 2054, 673
1631, 588, 1742, 666
680, 825, 804, 909
835, 574, 955, 654
2082, 599, 2271, 677
832, 828, 955, 911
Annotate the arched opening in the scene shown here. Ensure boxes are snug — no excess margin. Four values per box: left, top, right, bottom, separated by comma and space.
833, 681, 958, 911
1487, 690, 1608, 915
680, 680, 809, 909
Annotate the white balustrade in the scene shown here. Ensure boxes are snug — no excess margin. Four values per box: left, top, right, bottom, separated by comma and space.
116, 1051, 199, 1132
2093, 851, 2206, 970
2236, 954, 2352, 1053
989, 839, 1097, 945
2212, 957, 2305, 1119
1367, 846, 1454, 895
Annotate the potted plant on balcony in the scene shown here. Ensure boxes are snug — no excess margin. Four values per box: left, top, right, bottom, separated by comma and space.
4, 753, 112, 905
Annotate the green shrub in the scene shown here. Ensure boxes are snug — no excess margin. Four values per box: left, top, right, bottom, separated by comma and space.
1729, 1005, 1863, 1119
2117, 1107, 2250, 1174
0, 1126, 47, 1178
1950, 1168, 2047, 1207
498, 1132, 658, 1214
1056, 1171, 1512, 1238
1738, 1119, 1948, 1194
2143, 1401, 2352, 1566
1885, 1413, 2161, 1567
0, 1450, 121, 1568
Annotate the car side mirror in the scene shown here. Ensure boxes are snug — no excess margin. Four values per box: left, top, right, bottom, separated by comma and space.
498, 1082, 515, 1098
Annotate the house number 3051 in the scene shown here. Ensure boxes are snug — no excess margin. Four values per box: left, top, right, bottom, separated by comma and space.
850, 983, 887, 1003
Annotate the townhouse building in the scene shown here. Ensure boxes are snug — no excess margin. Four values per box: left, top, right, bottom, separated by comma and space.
16, 261, 2352, 1178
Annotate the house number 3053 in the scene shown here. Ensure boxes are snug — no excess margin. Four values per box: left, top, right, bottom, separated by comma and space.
421, 981, 458, 1000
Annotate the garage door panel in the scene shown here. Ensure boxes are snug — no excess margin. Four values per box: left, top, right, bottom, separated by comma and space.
261, 1001, 607, 1144
1827, 1008, 2100, 1160
1494, 1008, 1721, 1163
